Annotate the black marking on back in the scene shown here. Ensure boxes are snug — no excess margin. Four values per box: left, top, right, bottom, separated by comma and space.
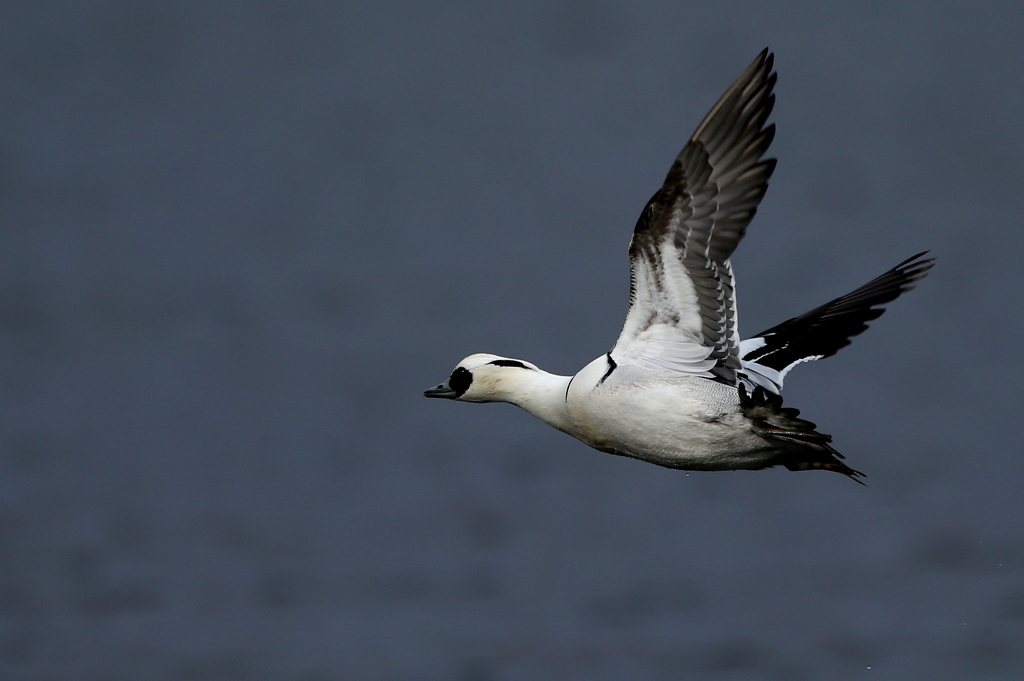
488, 359, 530, 369
597, 353, 617, 385
743, 252, 934, 372
449, 367, 472, 398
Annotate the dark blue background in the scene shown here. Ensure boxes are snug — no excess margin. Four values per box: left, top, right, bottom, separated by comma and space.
1, 3, 1022, 679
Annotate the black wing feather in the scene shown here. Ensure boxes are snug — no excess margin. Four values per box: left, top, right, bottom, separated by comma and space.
742, 252, 935, 372
617, 50, 777, 383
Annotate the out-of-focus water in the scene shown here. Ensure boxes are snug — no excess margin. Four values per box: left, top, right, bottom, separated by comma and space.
1, 3, 1022, 679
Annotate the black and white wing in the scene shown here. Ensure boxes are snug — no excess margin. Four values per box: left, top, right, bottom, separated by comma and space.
739, 252, 935, 393
610, 50, 777, 385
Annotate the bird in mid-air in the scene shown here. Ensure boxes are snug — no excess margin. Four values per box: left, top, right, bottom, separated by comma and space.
425, 50, 932, 482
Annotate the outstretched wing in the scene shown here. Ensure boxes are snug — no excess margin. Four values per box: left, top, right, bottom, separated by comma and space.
610, 50, 777, 385
739, 252, 935, 393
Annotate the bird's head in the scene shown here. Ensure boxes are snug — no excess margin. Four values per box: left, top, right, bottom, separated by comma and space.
423, 353, 540, 403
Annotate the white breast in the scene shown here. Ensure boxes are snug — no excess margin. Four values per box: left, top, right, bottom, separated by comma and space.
563, 359, 775, 470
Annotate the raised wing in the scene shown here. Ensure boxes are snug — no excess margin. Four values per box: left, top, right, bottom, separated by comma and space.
739, 252, 935, 393
611, 50, 778, 384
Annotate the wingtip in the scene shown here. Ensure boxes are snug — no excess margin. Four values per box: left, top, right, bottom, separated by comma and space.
748, 48, 774, 77
848, 472, 868, 487
901, 250, 934, 265
749, 49, 774, 78
894, 251, 936, 289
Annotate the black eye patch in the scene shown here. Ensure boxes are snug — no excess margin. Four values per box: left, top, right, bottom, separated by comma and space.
488, 359, 529, 369
449, 366, 473, 397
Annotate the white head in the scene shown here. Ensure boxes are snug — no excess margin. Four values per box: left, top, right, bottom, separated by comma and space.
423, 353, 541, 403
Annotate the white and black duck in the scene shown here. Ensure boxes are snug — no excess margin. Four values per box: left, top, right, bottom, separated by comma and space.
425, 50, 933, 483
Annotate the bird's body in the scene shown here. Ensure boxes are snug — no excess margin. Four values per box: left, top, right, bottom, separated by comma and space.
426, 50, 932, 482
565, 366, 774, 471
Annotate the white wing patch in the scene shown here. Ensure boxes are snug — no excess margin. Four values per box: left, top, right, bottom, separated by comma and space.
610, 50, 778, 385
738, 252, 935, 393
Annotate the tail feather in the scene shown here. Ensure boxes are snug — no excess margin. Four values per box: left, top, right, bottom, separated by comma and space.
739, 384, 866, 484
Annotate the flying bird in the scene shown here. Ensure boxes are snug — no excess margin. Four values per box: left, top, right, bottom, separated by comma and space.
425, 50, 932, 482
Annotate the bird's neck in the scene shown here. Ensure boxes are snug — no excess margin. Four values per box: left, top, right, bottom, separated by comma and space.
501, 369, 575, 434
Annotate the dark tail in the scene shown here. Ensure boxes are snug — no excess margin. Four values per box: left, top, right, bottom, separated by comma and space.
739, 384, 866, 484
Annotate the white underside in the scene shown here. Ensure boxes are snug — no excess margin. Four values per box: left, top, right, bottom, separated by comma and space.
514, 355, 785, 471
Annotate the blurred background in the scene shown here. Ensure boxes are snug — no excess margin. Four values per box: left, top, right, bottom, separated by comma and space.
1, 2, 1022, 679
